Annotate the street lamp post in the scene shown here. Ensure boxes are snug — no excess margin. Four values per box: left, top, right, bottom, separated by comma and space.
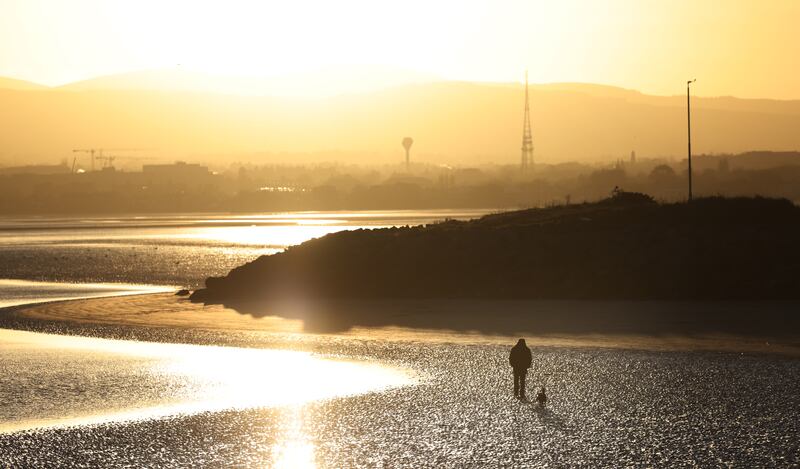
687, 79, 696, 201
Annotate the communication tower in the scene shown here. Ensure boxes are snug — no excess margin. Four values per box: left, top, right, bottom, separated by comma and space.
520, 71, 534, 173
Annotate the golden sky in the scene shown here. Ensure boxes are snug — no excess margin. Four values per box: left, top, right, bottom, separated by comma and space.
1, 0, 799, 98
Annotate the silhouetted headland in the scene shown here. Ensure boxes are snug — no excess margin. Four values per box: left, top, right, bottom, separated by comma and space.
192, 194, 800, 305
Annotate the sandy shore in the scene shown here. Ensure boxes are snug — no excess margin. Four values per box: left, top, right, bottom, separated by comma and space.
3, 292, 799, 356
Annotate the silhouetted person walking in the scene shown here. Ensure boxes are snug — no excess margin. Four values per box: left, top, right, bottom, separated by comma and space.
509, 338, 532, 399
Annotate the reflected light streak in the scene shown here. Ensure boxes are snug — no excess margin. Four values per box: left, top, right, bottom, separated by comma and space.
175, 224, 391, 247
156, 344, 412, 410
0, 279, 173, 308
0, 329, 414, 434
273, 407, 317, 469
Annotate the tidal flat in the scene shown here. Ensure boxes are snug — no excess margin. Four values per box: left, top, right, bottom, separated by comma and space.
1, 209, 798, 467
1, 299, 798, 467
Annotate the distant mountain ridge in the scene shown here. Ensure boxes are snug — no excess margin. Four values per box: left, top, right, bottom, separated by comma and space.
1, 70, 799, 165
0, 77, 47, 91
55, 65, 442, 98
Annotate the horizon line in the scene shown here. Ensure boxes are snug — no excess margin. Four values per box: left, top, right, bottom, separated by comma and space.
2, 68, 799, 101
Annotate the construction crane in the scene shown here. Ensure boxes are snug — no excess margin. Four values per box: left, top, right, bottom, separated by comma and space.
95, 154, 117, 169
72, 148, 101, 172
72, 148, 149, 172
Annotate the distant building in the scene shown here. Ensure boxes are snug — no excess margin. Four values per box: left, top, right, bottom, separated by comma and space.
452, 168, 487, 186
141, 161, 212, 188
142, 161, 210, 178
630, 151, 637, 165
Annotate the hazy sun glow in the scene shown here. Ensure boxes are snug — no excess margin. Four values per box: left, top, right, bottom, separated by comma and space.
1, 0, 799, 98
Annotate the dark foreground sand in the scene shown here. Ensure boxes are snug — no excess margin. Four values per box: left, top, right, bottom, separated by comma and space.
1, 294, 799, 467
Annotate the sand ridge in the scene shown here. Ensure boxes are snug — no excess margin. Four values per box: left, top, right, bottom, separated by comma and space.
4, 293, 799, 356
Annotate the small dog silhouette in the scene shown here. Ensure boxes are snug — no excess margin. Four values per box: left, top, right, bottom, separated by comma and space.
536, 386, 547, 406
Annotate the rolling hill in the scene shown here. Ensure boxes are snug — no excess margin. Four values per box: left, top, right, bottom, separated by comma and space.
1, 71, 799, 166
191, 195, 800, 303
0, 77, 47, 91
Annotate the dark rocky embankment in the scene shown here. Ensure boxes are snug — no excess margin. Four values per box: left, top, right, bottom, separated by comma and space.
191, 194, 800, 303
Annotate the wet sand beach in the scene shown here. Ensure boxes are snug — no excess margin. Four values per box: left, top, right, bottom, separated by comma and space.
1, 293, 799, 467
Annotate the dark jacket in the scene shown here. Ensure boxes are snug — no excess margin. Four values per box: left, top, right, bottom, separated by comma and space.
509, 340, 532, 370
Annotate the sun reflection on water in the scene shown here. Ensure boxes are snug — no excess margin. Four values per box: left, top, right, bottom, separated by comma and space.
175, 224, 390, 247
156, 344, 412, 410
273, 407, 317, 469
0, 329, 414, 435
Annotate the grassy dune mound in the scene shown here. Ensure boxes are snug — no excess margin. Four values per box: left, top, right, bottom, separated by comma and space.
191, 195, 800, 302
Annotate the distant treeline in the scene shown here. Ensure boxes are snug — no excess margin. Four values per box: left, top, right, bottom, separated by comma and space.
2, 151, 800, 214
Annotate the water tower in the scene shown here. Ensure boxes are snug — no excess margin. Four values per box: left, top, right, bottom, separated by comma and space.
402, 137, 413, 172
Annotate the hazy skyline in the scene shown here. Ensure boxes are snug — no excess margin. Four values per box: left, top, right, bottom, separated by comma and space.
2, 0, 799, 99
3, 81, 800, 165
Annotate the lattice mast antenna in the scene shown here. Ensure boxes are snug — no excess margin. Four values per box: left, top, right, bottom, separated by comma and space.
520, 71, 534, 173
